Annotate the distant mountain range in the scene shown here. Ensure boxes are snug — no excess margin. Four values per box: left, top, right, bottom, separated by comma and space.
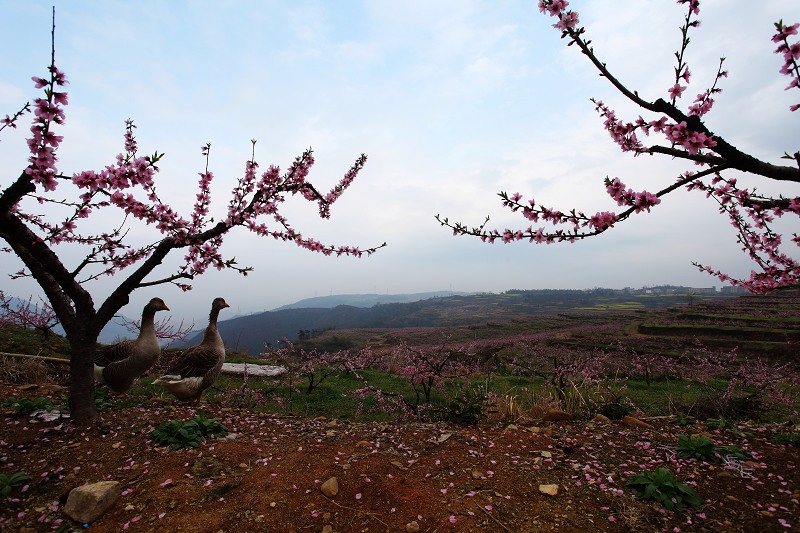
271, 291, 469, 311
173, 287, 732, 355
54, 316, 139, 345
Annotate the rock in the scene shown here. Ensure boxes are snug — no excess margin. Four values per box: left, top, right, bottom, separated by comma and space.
539, 484, 559, 496
622, 416, 654, 429
471, 469, 483, 479
63, 480, 121, 524
542, 409, 573, 422
593, 413, 611, 422
434, 433, 452, 444
322, 525, 334, 533
320, 477, 339, 498
406, 521, 420, 532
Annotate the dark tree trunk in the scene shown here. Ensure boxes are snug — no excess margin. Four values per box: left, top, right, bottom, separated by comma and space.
67, 335, 98, 425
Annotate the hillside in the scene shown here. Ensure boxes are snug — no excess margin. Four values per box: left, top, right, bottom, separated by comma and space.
297, 286, 800, 366
176, 288, 740, 355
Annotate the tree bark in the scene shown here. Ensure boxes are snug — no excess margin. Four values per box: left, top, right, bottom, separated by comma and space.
68, 338, 98, 425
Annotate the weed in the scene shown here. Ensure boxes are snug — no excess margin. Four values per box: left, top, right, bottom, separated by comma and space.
94, 387, 115, 412
705, 417, 733, 430
772, 431, 800, 446
150, 411, 228, 450
2, 396, 54, 416
0, 471, 31, 498
674, 412, 694, 426
625, 468, 701, 510
677, 434, 717, 461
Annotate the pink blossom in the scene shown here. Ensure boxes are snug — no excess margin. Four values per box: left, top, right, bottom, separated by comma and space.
668, 83, 687, 99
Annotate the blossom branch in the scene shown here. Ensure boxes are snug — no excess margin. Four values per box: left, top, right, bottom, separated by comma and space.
441, 0, 799, 293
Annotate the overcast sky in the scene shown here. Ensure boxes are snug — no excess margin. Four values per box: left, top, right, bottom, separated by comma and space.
1, 0, 798, 323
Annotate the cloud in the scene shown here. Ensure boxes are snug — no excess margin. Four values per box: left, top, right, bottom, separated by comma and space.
0, 0, 796, 323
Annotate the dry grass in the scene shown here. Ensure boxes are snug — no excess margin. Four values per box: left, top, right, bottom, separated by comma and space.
0, 356, 52, 384
488, 386, 566, 423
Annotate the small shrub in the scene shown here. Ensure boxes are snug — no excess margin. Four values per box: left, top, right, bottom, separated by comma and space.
625, 468, 701, 511
0, 471, 31, 498
2, 396, 54, 416
443, 384, 488, 426
677, 434, 717, 461
150, 411, 228, 450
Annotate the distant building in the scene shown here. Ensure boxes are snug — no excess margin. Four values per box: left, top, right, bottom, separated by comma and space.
719, 285, 748, 295
693, 287, 717, 295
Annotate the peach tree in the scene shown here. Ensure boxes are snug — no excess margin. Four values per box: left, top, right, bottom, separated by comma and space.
0, 17, 383, 424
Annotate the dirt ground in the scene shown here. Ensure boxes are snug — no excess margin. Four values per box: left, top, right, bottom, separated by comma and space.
1, 383, 798, 533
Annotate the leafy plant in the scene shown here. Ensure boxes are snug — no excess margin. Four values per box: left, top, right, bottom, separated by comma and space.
677, 434, 717, 459
0, 471, 31, 498
625, 468, 701, 511
674, 412, 694, 426
677, 434, 717, 461
2, 396, 54, 416
150, 411, 228, 450
94, 387, 115, 412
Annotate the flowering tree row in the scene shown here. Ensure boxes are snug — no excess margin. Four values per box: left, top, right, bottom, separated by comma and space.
277, 328, 799, 423
437, 0, 800, 294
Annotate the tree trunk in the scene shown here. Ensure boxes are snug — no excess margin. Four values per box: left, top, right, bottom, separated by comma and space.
68, 339, 97, 425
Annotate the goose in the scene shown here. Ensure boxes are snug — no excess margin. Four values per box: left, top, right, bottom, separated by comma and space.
153, 297, 229, 404
94, 297, 170, 393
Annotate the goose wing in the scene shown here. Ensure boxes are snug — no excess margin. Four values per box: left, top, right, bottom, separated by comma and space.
165, 345, 222, 378
95, 340, 135, 367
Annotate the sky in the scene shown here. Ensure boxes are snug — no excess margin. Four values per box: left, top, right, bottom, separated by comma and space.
0, 0, 798, 324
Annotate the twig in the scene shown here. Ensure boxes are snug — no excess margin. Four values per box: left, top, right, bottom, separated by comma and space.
479, 504, 513, 533
0, 352, 70, 364
720, 455, 756, 479
326, 497, 389, 528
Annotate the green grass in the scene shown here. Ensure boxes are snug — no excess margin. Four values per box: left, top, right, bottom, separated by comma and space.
0, 324, 70, 359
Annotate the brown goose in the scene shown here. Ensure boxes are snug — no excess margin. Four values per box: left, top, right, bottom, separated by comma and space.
94, 297, 170, 393
153, 297, 229, 404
